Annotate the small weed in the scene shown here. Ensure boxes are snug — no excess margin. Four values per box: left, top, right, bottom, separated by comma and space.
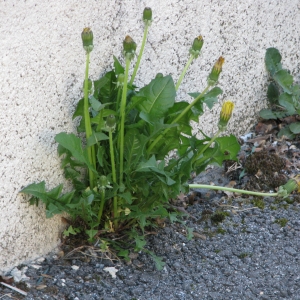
211, 211, 230, 224
216, 227, 226, 234
239, 252, 250, 259
275, 218, 288, 227
214, 249, 221, 253
285, 198, 294, 204
270, 205, 277, 210
252, 198, 265, 209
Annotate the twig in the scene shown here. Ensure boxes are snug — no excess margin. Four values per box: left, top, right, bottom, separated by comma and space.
0, 282, 27, 296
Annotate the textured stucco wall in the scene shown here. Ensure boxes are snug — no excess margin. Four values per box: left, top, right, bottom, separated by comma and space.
0, 0, 299, 273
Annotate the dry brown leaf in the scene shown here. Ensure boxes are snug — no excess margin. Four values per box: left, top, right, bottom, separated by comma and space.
192, 232, 206, 240
36, 285, 47, 290
0, 275, 14, 284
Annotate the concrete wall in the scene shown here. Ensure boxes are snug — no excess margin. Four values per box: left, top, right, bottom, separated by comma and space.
0, 0, 299, 273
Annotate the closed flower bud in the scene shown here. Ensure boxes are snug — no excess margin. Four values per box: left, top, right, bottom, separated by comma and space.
208, 56, 225, 86
123, 35, 137, 60
106, 115, 116, 129
81, 27, 94, 53
218, 101, 234, 130
99, 175, 109, 189
143, 7, 152, 25
189, 36, 204, 58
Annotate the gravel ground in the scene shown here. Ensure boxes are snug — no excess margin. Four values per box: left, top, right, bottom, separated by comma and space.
2, 166, 300, 300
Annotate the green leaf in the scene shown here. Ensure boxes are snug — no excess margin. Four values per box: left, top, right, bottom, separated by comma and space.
55, 132, 96, 172
87, 131, 109, 147
113, 55, 124, 75
63, 225, 81, 237
135, 156, 157, 172
118, 192, 132, 204
20, 181, 48, 202
265, 47, 282, 76
124, 129, 147, 167
73, 98, 84, 119
273, 70, 293, 94
138, 75, 176, 121
189, 87, 223, 109
259, 109, 278, 120
289, 122, 300, 134
278, 126, 295, 139
94, 71, 117, 104
267, 82, 279, 104
279, 93, 296, 115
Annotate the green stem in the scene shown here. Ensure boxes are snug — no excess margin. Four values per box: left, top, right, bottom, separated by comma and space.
192, 128, 222, 164
147, 84, 211, 154
109, 129, 118, 228
98, 189, 105, 223
175, 54, 195, 91
188, 184, 279, 197
84, 52, 96, 188
129, 23, 149, 86
119, 57, 131, 186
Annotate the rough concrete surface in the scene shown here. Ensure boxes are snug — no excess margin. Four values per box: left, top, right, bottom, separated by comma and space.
0, 0, 299, 272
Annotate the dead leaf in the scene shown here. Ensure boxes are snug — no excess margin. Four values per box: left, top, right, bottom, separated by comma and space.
36, 285, 47, 290
0, 275, 14, 284
192, 232, 206, 240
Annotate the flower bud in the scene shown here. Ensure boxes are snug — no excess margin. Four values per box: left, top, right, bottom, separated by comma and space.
106, 115, 116, 129
218, 101, 234, 130
143, 7, 152, 25
123, 35, 137, 60
189, 36, 204, 58
99, 175, 109, 190
208, 56, 225, 86
81, 27, 94, 53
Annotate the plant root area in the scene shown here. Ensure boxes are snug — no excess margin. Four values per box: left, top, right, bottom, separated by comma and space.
2, 122, 300, 300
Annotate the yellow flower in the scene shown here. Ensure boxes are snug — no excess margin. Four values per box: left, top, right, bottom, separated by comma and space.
218, 101, 234, 130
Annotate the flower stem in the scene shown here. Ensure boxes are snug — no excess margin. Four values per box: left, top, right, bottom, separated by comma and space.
119, 57, 131, 186
129, 22, 149, 86
98, 188, 105, 222
188, 184, 279, 197
192, 128, 222, 164
175, 54, 195, 91
147, 84, 211, 154
83, 52, 96, 188
109, 129, 118, 227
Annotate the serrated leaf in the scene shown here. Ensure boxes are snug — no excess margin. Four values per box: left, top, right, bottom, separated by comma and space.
55, 133, 96, 172
265, 47, 282, 75
138, 75, 176, 121
289, 122, 300, 134
273, 70, 293, 94
20, 181, 48, 202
